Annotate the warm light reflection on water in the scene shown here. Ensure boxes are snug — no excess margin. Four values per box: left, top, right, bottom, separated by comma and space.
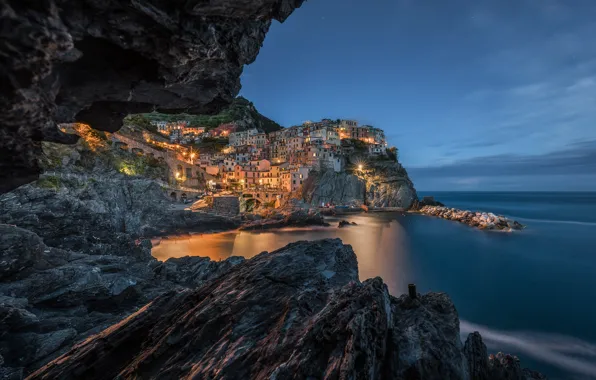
151, 213, 413, 295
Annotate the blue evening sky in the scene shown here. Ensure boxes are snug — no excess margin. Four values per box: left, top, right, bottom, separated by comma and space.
240, 0, 596, 191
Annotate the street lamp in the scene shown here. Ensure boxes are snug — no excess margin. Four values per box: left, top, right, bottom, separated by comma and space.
358, 164, 363, 171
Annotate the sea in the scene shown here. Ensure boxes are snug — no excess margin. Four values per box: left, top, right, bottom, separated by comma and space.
152, 192, 596, 380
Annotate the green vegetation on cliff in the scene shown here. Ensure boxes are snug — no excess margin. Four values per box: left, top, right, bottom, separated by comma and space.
131, 97, 282, 133
39, 124, 168, 182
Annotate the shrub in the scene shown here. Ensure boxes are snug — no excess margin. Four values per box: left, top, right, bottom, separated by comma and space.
386, 147, 399, 162
36, 175, 62, 190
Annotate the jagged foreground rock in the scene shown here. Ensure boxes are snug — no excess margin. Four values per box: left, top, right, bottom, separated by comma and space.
28, 239, 544, 380
0, 0, 305, 193
0, 224, 246, 377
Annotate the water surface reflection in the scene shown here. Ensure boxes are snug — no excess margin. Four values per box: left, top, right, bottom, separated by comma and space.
152, 213, 413, 295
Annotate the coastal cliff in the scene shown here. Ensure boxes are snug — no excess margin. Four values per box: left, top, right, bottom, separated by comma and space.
0, 125, 239, 253
25, 239, 544, 380
302, 159, 418, 209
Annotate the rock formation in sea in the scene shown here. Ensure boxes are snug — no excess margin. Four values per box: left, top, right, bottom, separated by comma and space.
240, 199, 329, 230
302, 160, 418, 209
24, 239, 544, 380
417, 206, 525, 231
338, 220, 358, 227
0, 0, 305, 193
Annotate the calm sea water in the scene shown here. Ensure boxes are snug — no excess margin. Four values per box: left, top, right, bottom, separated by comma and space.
152, 192, 596, 380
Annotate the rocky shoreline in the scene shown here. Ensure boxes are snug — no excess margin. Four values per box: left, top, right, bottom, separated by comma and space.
240, 199, 329, 231
417, 205, 525, 231
23, 239, 544, 380
0, 223, 247, 378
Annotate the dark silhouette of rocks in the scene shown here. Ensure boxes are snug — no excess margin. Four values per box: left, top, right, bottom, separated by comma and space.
240, 199, 329, 230
0, 224, 244, 374
418, 206, 525, 231
25, 239, 544, 380
338, 220, 357, 227
0, 0, 305, 193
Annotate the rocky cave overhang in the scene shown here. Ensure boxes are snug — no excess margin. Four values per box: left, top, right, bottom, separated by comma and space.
0, 0, 305, 193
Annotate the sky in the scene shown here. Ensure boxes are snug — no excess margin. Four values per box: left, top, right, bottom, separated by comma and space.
239, 0, 596, 191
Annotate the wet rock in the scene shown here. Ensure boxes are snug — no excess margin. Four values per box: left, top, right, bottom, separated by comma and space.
415, 196, 445, 208
0, 365, 22, 380
153, 255, 245, 288
28, 239, 544, 380
418, 206, 525, 231
7, 329, 77, 368
0, 225, 45, 280
464, 332, 489, 380
240, 199, 328, 230
389, 292, 469, 379
0, 304, 38, 330
338, 220, 357, 228
0, 224, 243, 374
319, 208, 337, 216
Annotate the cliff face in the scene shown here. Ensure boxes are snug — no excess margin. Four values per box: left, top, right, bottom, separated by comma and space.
26, 239, 544, 380
302, 170, 366, 207
0, 0, 304, 193
303, 160, 419, 209
365, 160, 418, 208
0, 127, 239, 254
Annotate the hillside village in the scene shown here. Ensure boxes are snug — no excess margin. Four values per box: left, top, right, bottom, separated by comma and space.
116, 118, 393, 196
113, 102, 398, 205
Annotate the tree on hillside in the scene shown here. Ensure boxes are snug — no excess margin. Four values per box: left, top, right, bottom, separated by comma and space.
350, 139, 368, 152
386, 147, 399, 162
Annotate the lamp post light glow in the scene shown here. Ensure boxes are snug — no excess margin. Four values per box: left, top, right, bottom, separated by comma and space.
358, 164, 363, 171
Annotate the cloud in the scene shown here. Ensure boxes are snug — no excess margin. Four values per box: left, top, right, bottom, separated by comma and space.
455, 69, 596, 156
409, 140, 596, 178
450, 1, 596, 157
461, 320, 596, 379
